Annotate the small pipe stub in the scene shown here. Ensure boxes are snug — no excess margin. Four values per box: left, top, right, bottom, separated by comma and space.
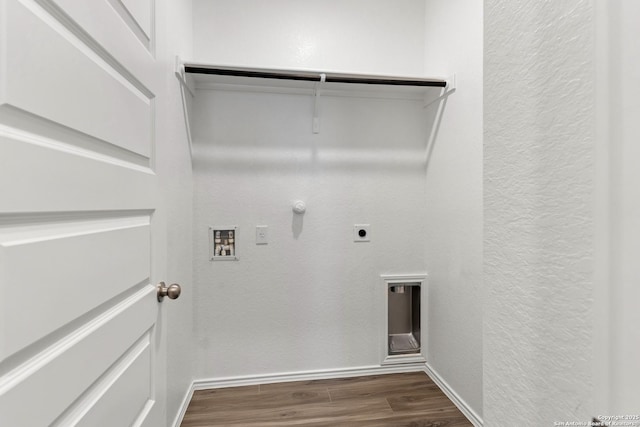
292, 200, 306, 214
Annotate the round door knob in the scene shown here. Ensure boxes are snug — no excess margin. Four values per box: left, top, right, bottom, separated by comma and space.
157, 282, 182, 302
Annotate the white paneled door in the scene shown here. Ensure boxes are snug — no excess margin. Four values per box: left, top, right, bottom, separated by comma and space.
1, 0, 174, 425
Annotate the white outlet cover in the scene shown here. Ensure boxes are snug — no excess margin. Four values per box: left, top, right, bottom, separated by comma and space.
256, 225, 268, 244
354, 224, 370, 242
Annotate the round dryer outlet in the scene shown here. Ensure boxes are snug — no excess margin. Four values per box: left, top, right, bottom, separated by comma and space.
354, 224, 370, 242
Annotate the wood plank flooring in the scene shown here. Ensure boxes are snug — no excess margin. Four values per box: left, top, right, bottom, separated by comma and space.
181, 372, 473, 426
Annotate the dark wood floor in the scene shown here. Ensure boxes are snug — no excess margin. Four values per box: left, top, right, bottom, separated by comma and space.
181, 371, 473, 426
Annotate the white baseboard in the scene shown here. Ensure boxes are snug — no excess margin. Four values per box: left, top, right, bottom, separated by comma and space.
192, 363, 425, 391
423, 362, 483, 427
172, 363, 482, 427
171, 382, 195, 427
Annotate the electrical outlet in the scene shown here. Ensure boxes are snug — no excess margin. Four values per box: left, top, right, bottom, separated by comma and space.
354, 224, 370, 242
256, 225, 269, 244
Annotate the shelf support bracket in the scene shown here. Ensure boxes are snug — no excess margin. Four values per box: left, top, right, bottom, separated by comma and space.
312, 73, 326, 134
174, 56, 194, 156
175, 56, 195, 98
423, 74, 456, 109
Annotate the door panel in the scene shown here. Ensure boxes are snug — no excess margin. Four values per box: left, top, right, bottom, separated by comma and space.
3, 0, 154, 159
49, 0, 155, 78
0, 288, 156, 427
0, 130, 153, 212
0, 213, 150, 360
0, 0, 165, 425
112, 0, 153, 48
68, 340, 153, 427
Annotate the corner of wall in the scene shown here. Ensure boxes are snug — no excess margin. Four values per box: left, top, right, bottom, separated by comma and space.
422, 0, 484, 419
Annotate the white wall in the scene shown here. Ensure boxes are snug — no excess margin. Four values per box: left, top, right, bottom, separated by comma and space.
193, 0, 426, 77
191, 87, 432, 379
189, 0, 435, 381
608, 0, 640, 412
422, 0, 483, 420
189, 1, 488, 417
157, 0, 194, 424
595, 0, 640, 414
484, 1, 595, 424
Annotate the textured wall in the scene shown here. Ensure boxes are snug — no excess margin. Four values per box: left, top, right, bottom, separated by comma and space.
484, 1, 595, 424
191, 89, 431, 378
192, 0, 426, 76
422, 0, 483, 420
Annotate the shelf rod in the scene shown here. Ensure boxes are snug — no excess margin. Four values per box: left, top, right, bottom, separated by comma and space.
184, 66, 447, 88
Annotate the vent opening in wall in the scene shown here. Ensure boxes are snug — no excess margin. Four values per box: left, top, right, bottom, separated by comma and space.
381, 274, 427, 365
389, 284, 420, 355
